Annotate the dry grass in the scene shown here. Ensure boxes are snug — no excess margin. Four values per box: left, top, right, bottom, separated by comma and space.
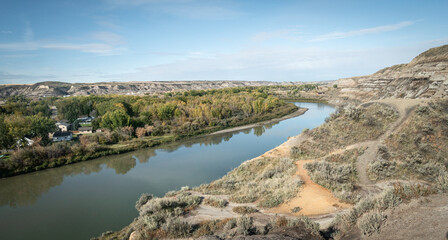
198, 157, 302, 208
292, 103, 398, 159
369, 100, 448, 190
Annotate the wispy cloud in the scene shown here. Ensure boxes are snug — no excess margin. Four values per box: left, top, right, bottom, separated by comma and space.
92, 31, 125, 45
310, 21, 415, 42
1, 30, 12, 34
0, 25, 126, 55
0, 71, 57, 84
105, 44, 434, 82
95, 20, 121, 30
0, 41, 125, 55
23, 22, 34, 42
251, 28, 302, 42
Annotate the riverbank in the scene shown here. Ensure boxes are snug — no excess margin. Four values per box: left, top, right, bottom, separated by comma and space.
208, 107, 308, 136
0, 103, 301, 178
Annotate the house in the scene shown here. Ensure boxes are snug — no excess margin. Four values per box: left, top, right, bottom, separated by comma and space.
56, 122, 71, 132
78, 126, 93, 134
77, 116, 95, 123
52, 132, 73, 142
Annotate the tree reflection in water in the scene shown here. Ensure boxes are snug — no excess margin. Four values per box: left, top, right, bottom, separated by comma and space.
0, 120, 279, 208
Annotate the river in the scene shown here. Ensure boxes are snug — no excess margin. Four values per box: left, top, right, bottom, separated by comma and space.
0, 102, 334, 240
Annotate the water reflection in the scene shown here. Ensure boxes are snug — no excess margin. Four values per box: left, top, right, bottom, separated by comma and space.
0, 120, 280, 208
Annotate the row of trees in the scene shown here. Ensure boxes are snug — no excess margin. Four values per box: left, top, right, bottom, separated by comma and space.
56, 88, 287, 134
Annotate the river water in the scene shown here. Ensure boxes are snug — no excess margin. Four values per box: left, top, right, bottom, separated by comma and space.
0, 102, 334, 240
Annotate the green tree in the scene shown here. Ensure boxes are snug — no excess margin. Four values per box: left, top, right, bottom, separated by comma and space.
157, 104, 176, 121
100, 109, 131, 130
0, 115, 12, 149
28, 115, 56, 142
5, 114, 30, 146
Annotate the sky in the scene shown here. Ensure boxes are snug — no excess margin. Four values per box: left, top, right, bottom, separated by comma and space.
0, 0, 447, 84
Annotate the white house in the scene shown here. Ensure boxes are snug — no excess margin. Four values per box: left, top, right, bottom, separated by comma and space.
56, 122, 71, 132
78, 126, 93, 134
52, 132, 73, 142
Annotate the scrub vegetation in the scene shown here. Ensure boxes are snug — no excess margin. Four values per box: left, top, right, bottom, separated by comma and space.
292, 103, 398, 159
368, 100, 448, 188
198, 157, 302, 208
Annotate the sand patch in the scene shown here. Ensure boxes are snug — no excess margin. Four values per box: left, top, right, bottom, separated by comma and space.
268, 160, 352, 216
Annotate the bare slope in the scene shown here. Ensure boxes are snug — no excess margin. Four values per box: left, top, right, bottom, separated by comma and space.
0, 80, 296, 98
335, 45, 448, 100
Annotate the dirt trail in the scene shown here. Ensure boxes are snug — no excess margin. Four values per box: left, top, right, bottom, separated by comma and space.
268, 160, 352, 216
356, 99, 424, 185
270, 98, 426, 217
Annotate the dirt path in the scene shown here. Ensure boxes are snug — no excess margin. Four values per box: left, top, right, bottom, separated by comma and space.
269, 98, 426, 217
356, 99, 424, 185
268, 160, 352, 216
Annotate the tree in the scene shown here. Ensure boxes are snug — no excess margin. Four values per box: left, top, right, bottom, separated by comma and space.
5, 114, 30, 146
157, 103, 176, 121
100, 109, 131, 130
0, 115, 12, 149
28, 115, 56, 142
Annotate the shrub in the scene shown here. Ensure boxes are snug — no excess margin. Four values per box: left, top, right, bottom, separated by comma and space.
289, 216, 320, 234
162, 218, 192, 238
203, 197, 228, 208
236, 215, 253, 236
232, 206, 258, 214
142, 214, 164, 231
291, 206, 301, 213
135, 193, 153, 210
358, 210, 386, 236
224, 218, 237, 230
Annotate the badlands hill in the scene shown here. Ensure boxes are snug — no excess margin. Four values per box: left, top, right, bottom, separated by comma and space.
335, 45, 448, 100
0, 80, 303, 99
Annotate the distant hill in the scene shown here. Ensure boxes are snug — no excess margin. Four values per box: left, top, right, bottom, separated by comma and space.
335, 44, 448, 100
0, 80, 303, 99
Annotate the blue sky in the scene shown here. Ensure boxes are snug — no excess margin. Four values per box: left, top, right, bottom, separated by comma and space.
0, 0, 447, 84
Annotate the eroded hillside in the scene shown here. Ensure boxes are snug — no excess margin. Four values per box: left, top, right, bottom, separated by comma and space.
335, 45, 448, 100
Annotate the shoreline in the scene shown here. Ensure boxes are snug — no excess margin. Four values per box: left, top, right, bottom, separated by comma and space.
208, 107, 308, 136
0, 104, 302, 179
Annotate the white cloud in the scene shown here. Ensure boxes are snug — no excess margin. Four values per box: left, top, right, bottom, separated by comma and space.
310, 21, 415, 42
1, 30, 12, 34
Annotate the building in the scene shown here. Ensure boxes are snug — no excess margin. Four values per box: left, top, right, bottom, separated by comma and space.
52, 132, 73, 142
78, 126, 93, 134
77, 116, 95, 123
56, 122, 71, 132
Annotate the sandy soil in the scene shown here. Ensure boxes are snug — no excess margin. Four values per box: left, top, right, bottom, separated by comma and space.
209, 108, 308, 136
268, 160, 352, 216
